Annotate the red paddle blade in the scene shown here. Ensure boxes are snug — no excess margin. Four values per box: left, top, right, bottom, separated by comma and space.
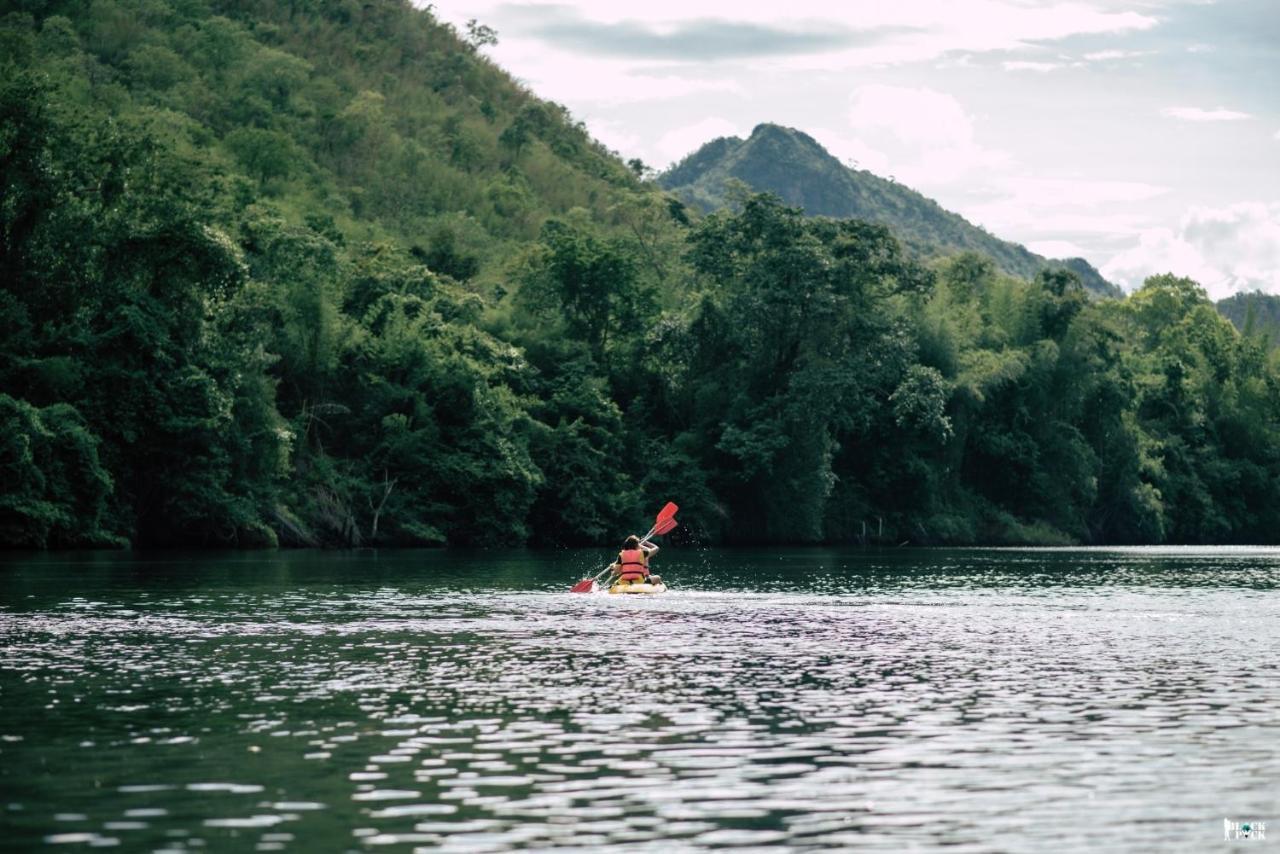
570, 579, 594, 593
653, 518, 677, 536
655, 502, 678, 525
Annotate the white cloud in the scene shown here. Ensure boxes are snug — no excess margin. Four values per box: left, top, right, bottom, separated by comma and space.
997, 177, 1168, 207
485, 45, 744, 107
1082, 49, 1148, 61
843, 85, 1012, 186
454, 1, 1158, 75
481, 0, 1153, 37
773, 2, 1155, 68
807, 127, 893, 175
1161, 106, 1253, 122
656, 117, 745, 164
1002, 60, 1061, 72
824, 88, 1173, 260
955, 177, 1167, 242
1104, 228, 1224, 293
1274, 129, 1280, 141
584, 117, 644, 159
1026, 239, 1092, 259
849, 85, 968, 147
1102, 202, 1280, 299
966, 205, 1153, 240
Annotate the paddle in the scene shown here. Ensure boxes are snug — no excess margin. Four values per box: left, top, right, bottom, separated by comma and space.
570, 503, 678, 593
649, 501, 679, 534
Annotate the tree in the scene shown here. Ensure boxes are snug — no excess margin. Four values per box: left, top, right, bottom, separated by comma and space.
517, 218, 653, 364
0, 396, 116, 547
681, 195, 930, 542
627, 158, 653, 181
224, 127, 296, 190
0, 75, 287, 546
464, 19, 498, 50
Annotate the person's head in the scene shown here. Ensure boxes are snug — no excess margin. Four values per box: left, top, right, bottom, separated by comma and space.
623, 535, 640, 549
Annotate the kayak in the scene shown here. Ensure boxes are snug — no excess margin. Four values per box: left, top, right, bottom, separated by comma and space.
606, 580, 668, 595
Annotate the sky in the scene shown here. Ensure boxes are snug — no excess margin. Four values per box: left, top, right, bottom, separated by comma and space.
435, 1, 1279, 298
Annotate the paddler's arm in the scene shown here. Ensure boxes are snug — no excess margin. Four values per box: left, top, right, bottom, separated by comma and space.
642, 542, 662, 583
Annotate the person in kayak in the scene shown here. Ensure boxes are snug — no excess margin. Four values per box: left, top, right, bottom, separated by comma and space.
609, 534, 661, 585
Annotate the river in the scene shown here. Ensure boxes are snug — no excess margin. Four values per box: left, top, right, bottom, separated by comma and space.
1, 547, 1277, 851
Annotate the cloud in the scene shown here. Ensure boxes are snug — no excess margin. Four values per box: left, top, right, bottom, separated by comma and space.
1081, 49, 1148, 61
656, 117, 745, 164
1026, 239, 1092, 259
1274, 129, 1280, 141
485, 1, 1157, 69
956, 177, 1169, 265
989, 177, 1169, 208
980, 210, 1152, 237
849, 85, 970, 147
1102, 202, 1280, 299
806, 127, 893, 175
963, 178, 1167, 245
842, 85, 1012, 186
496, 5, 910, 60
1161, 106, 1253, 121
584, 117, 644, 159
471, 44, 744, 107
1002, 60, 1061, 72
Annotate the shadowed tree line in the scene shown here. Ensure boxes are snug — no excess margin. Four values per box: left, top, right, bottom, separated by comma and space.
4, 1, 1280, 548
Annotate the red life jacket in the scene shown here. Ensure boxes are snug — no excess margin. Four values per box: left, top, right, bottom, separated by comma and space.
617, 548, 649, 582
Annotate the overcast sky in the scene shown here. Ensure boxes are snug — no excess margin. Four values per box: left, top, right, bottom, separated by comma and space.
436, 1, 1279, 298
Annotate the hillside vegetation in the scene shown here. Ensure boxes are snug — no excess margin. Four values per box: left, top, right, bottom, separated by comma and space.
4, 0, 1280, 550
1217, 291, 1280, 349
660, 124, 1121, 297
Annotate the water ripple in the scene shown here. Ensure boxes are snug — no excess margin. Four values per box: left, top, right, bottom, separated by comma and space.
2, 547, 1279, 850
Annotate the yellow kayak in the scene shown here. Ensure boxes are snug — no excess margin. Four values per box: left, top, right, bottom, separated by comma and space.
606, 580, 668, 595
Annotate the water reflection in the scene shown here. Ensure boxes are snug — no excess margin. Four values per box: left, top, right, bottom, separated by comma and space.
1, 547, 1279, 849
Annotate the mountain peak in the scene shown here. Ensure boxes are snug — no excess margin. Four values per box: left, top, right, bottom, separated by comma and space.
748, 123, 823, 148
742, 124, 838, 164
660, 124, 1119, 297
748, 122, 800, 141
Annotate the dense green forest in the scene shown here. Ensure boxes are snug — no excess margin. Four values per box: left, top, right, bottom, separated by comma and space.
659, 124, 1121, 297
4, 0, 1280, 549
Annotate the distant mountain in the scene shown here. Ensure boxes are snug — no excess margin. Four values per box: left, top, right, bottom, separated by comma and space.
660, 124, 1121, 297
1216, 292, 1280, 348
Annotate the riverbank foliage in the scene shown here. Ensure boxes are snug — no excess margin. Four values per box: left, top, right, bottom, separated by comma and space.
4, 1, 1280, 548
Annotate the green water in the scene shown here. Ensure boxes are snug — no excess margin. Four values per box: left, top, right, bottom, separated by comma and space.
2, 547, 1278, 851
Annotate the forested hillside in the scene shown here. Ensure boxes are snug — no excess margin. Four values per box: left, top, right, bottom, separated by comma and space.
1217, 292, 1280, 349
4, 0, 1280, 550
660, 124, 1121, 297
